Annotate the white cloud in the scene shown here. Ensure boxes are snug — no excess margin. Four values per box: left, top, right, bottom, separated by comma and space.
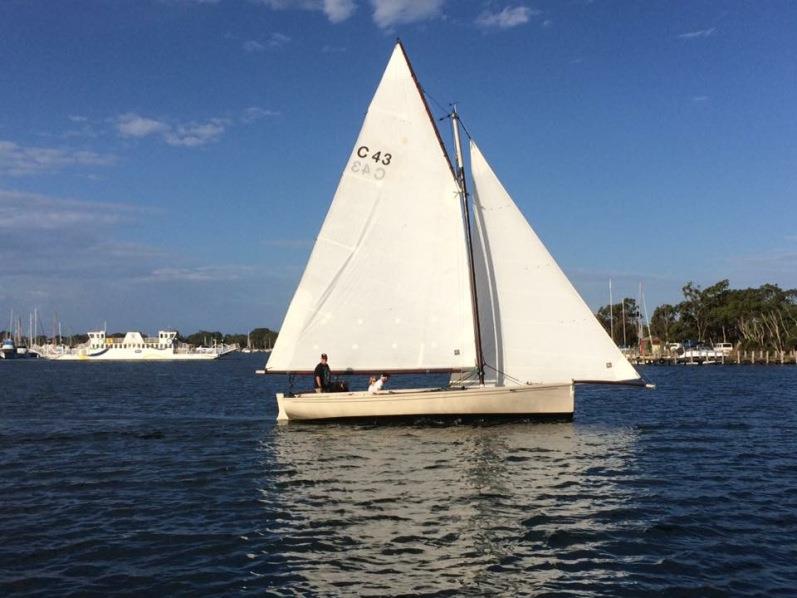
268, 32, 291, 47
0, 140, 115, 176
256, 0, 355, 23
163, 118, 229, 147
241, 106, 281, 123
475, 6, 539, 29
243, 39, 266, 52
115, 113, 229, 147
58, 115, 100, 139
116, 113, 170, 138
0, 189, 143, 232
255, 0, 447, 27
256, 0, 316, 7
324, 0, 356, 22
242, 33, 290, 52
370, 0, 444, 28
146, 265, 253, 283
678, 27, 716, 39
114, 107, 274, 146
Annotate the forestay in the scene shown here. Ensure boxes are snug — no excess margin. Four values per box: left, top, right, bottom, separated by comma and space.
266, 44, 476, 374
470, 140, 641, 385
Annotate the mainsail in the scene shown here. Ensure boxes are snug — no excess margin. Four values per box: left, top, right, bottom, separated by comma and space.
470, 140, 641, 385
266, 44, 476, 374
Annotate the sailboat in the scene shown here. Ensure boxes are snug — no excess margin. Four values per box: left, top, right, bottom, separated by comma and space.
261, 42, 644, 422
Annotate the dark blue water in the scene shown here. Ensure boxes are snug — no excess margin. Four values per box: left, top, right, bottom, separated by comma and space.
1, 357, 795, 596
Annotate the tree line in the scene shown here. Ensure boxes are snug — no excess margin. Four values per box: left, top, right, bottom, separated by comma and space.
596, 280, 797, 352
178, 327, 278, 350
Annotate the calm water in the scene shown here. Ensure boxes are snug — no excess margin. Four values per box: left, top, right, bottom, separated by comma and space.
1, 356, 795, 596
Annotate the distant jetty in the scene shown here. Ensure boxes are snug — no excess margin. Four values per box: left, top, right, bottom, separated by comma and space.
630, 348, 797, 365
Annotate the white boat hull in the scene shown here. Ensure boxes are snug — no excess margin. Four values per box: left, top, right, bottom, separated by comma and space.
48, 347, 234, 361
276, 383, 574, 422
38, 329, 239, 361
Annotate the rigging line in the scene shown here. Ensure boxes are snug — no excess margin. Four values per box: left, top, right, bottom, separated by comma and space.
420, 85, 449, 119
455, 113, 474, 141
483, 362, 524, 385
425, 91, 473, 141
453, 368, 479, 383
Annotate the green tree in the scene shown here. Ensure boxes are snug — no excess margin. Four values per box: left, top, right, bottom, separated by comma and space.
650, 303, 679, 343
679, 279, 730, 342
596, 298, 639, 347
183, 330, 224, 346
248, 327, 278, 350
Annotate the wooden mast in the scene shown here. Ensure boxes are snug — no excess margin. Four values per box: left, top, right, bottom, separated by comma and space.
451, 106, 485, 385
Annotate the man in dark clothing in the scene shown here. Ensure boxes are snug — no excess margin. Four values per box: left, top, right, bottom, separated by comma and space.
314, 353, 331, 392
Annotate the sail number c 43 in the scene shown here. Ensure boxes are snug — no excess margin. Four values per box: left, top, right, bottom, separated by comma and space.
350, 145, 392, 180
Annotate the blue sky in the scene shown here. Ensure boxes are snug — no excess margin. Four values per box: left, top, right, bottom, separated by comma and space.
1, 1, 795, 336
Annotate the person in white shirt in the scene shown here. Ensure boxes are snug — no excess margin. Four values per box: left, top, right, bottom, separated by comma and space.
369, 373, 389, 393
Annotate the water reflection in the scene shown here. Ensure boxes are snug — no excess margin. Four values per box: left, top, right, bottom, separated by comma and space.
259, 421, 637, 594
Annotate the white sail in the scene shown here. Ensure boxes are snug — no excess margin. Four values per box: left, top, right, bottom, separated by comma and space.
267, 44, 476, 374
470, 140, 641, 384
